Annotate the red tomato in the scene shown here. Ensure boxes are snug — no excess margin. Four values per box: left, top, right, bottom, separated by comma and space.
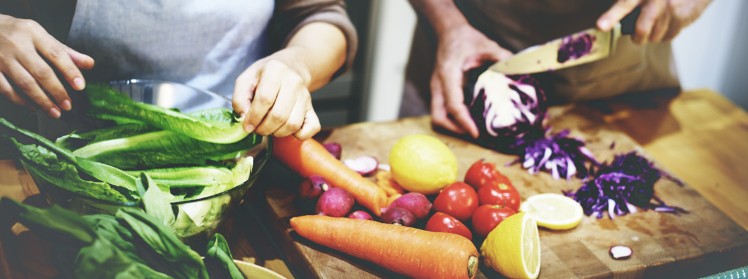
477, 182, 521, 211
471, 204, 516, 238
464, 159, 513, 190
425, 212, 473, 240
433, 182, 479, 222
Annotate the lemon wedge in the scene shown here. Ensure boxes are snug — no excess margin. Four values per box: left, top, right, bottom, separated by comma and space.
520, 193, 583, 230
481, 212, 541, 279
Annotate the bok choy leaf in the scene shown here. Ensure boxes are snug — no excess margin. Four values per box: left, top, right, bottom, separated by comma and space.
85, 84, 249, 144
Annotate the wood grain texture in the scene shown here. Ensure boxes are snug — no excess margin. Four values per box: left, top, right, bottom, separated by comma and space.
253, 90, 748, 279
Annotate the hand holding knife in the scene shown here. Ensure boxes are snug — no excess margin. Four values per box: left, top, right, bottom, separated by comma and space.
489, 8, 641, 75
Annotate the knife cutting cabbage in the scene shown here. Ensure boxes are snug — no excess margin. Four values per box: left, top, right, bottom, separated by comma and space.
489, 8, 641, 75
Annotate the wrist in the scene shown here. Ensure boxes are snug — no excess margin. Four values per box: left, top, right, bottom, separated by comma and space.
276, 46, 313, 88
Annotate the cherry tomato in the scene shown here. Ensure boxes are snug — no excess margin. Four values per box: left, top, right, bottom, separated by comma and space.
477, 182, 521, 212
425, 212, 473, 240
471, 204, 516, 238
464, 159, 513, 190
433, 182, 479, 222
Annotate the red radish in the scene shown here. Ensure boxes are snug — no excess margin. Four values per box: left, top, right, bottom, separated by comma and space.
299, 175, 329, 200
348, 210, 373, 220
383, 192, 432, 220
322, 142, 342, 160
381, 207, 416, 226
316, 188, 354, 217
344, 155, 379, 176
273, 137, 388, 216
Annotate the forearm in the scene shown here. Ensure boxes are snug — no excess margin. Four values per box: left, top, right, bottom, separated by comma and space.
409, 0, 470, 36
285, 21, 347, 92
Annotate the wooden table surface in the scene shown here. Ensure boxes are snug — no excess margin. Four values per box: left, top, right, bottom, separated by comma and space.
1, 89, 747, 278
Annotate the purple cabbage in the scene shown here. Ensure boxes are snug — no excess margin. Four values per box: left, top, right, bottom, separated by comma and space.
564, 152, 687, 219
464, 67, 597, 179
464, 66, 547, 154
557, 33, 595, 63
514, 129, 598, 180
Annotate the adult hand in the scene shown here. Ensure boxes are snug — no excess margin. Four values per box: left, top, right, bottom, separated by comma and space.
0, 14, 94, 118
597, 0, 711, 44
430, 24, 512, 138
232, 46, 320, 140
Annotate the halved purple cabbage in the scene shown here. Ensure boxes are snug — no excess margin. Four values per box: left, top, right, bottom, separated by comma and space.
463, 67, 547, 154
464, 67, 597, 179
564, 152, 687, 219
557, 33, 595, 63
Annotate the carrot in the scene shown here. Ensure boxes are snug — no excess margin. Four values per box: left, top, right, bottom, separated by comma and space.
290, 215, 479, 279
375, 170, 406, 196
273, 136, 388, 216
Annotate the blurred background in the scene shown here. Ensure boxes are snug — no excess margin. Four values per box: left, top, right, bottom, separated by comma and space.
1, 0, 746, 147
330, 0, 748, 127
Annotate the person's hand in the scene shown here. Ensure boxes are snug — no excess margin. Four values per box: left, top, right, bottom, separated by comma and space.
0, 15, 94, 118
597, 0, 711, 44
430, 24, 512, 138
232, 46, 321, 140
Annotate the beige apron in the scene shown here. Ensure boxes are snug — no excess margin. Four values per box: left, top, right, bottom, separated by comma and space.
400, 0, 680, 117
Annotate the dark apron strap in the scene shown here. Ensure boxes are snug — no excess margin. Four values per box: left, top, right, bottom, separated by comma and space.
0, 0, 77, 42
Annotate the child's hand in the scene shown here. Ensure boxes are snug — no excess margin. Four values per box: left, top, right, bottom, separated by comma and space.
0, 15, 94, 118
232, 46, 320, 140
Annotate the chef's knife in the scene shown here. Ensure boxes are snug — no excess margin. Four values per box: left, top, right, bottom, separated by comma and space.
489, 8, 641, 75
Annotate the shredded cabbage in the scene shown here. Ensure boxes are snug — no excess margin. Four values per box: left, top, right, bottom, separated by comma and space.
564, 152, 687, 218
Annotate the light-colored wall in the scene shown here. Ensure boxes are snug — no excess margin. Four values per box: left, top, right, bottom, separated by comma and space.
365, 0, 747, 122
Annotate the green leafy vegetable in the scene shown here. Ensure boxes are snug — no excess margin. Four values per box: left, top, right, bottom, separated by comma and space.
141, 173, 176, 226
0, 198, 244, 279
0, 118, 139, 194
205, 233, 244, 279
73, 131, 260, 169
85, 84, 249, 144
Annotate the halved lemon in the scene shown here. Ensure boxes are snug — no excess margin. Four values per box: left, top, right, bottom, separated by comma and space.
481, 212, 541, 279
520, 193, 583, 230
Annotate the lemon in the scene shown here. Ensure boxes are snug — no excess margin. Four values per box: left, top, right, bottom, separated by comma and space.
520, 193, 583, 230
481, 212, 541, 279
388, 134, 457, 195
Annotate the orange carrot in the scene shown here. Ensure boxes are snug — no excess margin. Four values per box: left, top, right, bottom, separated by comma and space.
273, 136, 388, 216
290, 215, 479, 279
375, 170, 406, 196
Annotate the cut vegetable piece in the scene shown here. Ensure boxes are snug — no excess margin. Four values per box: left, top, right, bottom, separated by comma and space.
481, 212, 541, 279
344, 155, 379, 176
84, 84, 249, 144
520, 193, 583, 230
609, 245, 633, 260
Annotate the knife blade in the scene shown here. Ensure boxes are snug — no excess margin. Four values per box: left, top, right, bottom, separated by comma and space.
489, 8, 640, 75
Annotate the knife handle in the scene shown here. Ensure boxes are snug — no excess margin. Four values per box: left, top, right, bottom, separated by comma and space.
620, 7, 641, 35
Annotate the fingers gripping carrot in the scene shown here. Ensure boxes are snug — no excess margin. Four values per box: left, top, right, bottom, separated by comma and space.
273, 136, 388, 216
290, 215, 479, 279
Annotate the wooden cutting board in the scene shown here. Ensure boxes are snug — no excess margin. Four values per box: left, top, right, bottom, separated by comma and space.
251, 94, 748, 278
